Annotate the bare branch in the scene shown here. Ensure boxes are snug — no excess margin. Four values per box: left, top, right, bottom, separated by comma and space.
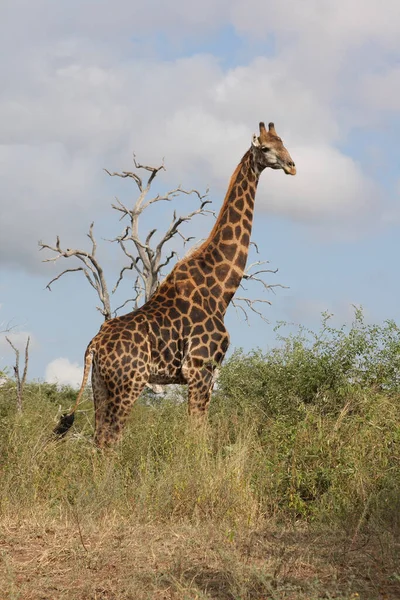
105, 154, 166, 195
133, 154, 165, 187
230, 300, 251, 325
230, 258, 287, 323
244, 260, 275, 273
113, 277, 145, 316
112, 241, 146, 296
39, 224, 112, 320
142, 186, 210, 212
22, 337, 30, 393
176, 232, 196, 245
241, 261, 287, 293
6, 336, 30, 412
0, 319, 17, 335
113, 298, 137, 315
158, 250, 177, 271
105, 155, 213, 307
112, 260, 138, 294
45, 267, 90, 291
231, 297, 271, 325
6, 337, 19, 374
154, 201, 215, 262
145, 229, 157, 246
87, 222, 97, 256
104, 168, 143, 192
111, 198, 131, 219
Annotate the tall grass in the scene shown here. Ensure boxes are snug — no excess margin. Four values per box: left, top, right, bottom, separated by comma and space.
0, 383, 399, 531
1, 312, 400, 599
1, 310, 399, 532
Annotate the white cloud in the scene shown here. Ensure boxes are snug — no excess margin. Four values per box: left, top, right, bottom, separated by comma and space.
0, 142, 101, 271
1, 0, 231, 47
45, 357, 84, 388
260, 144, 379, 222
358, 66, 400, 113
231, 1, 400, 51
0, 0, 397, 274
4, 0, 398, 50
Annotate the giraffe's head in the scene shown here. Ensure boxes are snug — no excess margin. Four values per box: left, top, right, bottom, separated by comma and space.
251, 122, 296, 176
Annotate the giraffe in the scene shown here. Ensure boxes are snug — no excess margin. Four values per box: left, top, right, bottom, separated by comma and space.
54, 121, 296, 447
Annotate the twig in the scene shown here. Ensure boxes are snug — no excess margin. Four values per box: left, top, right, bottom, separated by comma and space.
72, 504, 89, 553
231, 298, 271, 325
6, 336, 30, 412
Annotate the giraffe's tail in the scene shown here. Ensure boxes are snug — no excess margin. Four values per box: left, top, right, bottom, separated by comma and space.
53, 342, 95, 439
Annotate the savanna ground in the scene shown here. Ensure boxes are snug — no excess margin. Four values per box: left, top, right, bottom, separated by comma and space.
1, 312, 400, 599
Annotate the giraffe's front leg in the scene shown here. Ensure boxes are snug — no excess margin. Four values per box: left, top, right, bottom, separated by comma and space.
186, 360, 216, 417
185, 326, 229, 417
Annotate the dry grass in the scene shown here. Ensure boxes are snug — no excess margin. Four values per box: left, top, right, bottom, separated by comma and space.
1, 380, 400, 599
1, 516, 399, 600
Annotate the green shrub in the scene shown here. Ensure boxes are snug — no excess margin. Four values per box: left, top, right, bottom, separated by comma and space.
216, 308, 400, 417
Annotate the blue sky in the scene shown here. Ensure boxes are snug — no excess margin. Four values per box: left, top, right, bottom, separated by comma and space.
1, 0, 400, 385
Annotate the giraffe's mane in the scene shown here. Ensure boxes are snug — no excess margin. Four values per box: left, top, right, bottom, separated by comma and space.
192, 148, 251, 256
156, 240, 203, 288
156, 147, 251, 288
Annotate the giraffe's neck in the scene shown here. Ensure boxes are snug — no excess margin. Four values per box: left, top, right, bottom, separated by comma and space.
191, 148, 260, 314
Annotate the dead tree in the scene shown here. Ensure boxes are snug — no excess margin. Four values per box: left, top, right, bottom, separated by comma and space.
6, 336, 30, 413
39, 156, 213, 320
105, 156, 214, 313
39, 155, 282, 323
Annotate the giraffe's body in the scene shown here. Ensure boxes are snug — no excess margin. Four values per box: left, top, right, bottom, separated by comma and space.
55, 122, 296, 446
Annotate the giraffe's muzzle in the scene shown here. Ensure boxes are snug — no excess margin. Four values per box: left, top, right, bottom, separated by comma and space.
283, 162, 296, 176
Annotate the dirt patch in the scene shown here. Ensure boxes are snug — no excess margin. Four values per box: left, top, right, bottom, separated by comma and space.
0, 518, 399, 600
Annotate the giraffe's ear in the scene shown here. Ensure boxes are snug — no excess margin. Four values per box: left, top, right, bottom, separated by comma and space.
251, 133, 260, 147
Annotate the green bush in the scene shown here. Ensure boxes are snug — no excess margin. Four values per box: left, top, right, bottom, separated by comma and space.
215, 308, 400, 417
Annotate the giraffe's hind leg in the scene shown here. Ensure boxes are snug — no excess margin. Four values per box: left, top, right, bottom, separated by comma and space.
91, 360, 110, 443
92, 359, 149, 448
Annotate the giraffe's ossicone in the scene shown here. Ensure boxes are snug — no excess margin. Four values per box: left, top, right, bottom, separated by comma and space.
54, 121, 296, 447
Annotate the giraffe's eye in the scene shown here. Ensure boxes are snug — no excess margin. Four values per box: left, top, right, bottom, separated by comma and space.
262, 146, 271, 152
